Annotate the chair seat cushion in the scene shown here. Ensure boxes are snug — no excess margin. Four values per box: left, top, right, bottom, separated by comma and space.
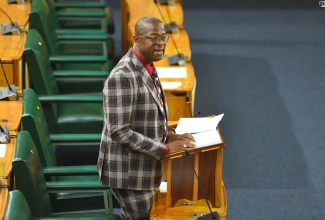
58, 103, 103, 123
57, 103, 103, 133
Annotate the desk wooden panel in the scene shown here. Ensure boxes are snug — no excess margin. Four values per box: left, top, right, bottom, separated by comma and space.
0, 33, 26, 87
0, 138, 16, 179
0, 2, 30, 88
0, 91, 23, 131
0, 179, 9, 220
156, 58, 196, 121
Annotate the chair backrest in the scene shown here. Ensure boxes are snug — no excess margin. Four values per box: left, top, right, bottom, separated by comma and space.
4, 190, 33, 220
22, 88, 57, 168
13, 131, 53, 217
23, 29, 60, 122
30, 0, 61, 55
24, 29, 60, 96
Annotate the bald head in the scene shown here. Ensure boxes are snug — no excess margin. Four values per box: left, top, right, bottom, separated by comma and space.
135, 16, 164, 35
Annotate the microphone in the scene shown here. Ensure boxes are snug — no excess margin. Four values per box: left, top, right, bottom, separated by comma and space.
0, 58, 19, 101
154, 0, 175, 5
184, 150, 220, 220
185, 96, 193, 118
154, 0, 179, 34
153, 0, 185, 66
7, 0, 25, 4
0, 8, 20, 35
0, 125, 10, 143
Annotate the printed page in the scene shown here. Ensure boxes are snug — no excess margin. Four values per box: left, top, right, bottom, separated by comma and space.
175, 114, 224, 134
192, 129, 222, 148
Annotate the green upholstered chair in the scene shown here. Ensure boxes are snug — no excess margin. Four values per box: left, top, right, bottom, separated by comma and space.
4, 191, 33, 220
23, 37, 105, 134
23, 31, 106, 134
22, 88, 101, 168
21, 89, 121, 210
47, 0, 115, 34
24, 29, 109, 94
4, 190, 118, 220
13, 131, 120, 218
30, 0, 115, 62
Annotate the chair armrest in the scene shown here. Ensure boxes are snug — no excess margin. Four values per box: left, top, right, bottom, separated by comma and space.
53, 70, 108, 78
50, 133, 101, 143
54, 2, 107, 9
38, 94, 103, 103
57, 10, 106, 18
49, 55, 107, 63
46, 181, 108, 191
43, 165, 98, 176
55, 28, 106, 36
56, 33, 109, 41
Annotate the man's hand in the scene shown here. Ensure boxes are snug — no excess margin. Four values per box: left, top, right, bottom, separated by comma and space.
163, 139, 196, 158
167, 132, 196, 143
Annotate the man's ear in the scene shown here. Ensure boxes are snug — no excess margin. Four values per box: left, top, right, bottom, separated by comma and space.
133, 35, 139, 45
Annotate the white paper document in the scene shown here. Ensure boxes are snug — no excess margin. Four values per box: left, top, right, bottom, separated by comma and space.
175, 114, 224, 148
191, 129, 222, 148
159, 181, 167, 193
175, 114, 224, 134
0, 144, 6, 157
156, 67, 187, 78
161, 82, 182, 89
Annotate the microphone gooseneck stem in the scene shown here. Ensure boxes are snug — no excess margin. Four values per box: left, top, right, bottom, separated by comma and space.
185, 151, 217, 219
0, 58, 13, 92
0, 8, 14, 26
186, 96, 193, 117
154, 1, 181, 55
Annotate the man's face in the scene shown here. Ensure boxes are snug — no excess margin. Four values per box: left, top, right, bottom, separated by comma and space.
135, 22, 167, 63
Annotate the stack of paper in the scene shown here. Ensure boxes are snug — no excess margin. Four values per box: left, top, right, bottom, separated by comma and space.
175, 114, 224, 148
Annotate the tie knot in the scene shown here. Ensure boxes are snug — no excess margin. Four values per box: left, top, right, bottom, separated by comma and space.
152, 68, 158, 79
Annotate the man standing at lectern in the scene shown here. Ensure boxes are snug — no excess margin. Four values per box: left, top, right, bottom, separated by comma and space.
97, 16, 196, 219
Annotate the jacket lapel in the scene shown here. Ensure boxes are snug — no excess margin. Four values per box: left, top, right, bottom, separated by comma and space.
127, 50, 166, 118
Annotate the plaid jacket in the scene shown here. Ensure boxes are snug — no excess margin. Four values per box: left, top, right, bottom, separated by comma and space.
97, 49, 168, 190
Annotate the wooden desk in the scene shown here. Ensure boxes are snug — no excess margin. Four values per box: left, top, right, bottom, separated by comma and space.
0, 178, 9, 220
0, 1, 30, 89
0, 33, 26, 88
0, 1, 30, 27
0, 138, 16, 179
0, 90, 23, 132
156, 58, 196, 121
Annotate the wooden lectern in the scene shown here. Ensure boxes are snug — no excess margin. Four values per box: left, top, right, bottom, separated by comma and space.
150, 126, 227, 220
